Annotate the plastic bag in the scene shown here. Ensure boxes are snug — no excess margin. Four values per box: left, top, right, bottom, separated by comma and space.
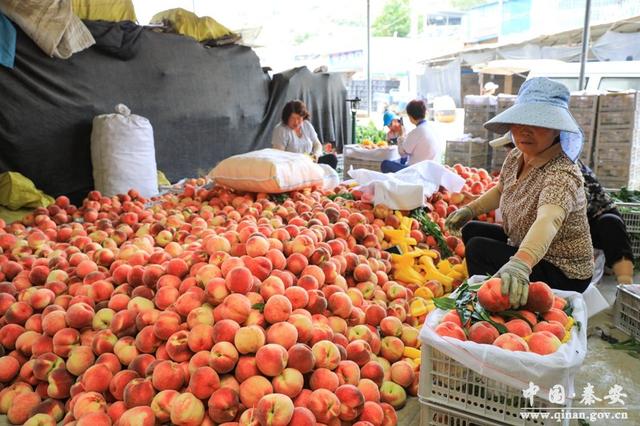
344, 145, 400, 161
319, 164, 340, 191
0, 171, 54, 210
91, 104, 158, 198
420, 275, 588, 401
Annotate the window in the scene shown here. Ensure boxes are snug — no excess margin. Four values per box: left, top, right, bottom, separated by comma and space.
598, 77, 640, 91
548, 78, 584, 92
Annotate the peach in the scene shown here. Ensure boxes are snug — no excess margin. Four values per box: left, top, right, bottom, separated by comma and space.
204, 277, 229, 306
310, 368, 340, 391
212, 319, 240, 344
110, 370, 139, 401
380, 381, 406, 409
0, 323, 25, 349
107, 400, 127, 424
238, 407, 259, 426
113, 336, 138, 366
243, 256, 272, 281
189, 366, 220, 400
255, 393, 295, 426
266, 321, 298, 349
24, 413, 57, 426
287, 314, 313, 343
328, 291, 353, 319
468, 321, 500, 344
266, 248, 287, 270
239, 375, 273, 409
434, 321, 467, 341
5, 301, 33, 325
493, 333, 529, 352
81, 363, 113, 393
360, 401, 384, 425
286, 252, 308, 275
347, 324, 374, 344
92, 307, 115, 330
380, 336, 405, 362
8, 391, 41, 425
312, 340, 341, 370
307, 388, 341, 423
517, 310, 538, 326
234, 325, 266, 354
264, 294, 292, 324
380, 402, 398, 426
297, 274, 319, 291
207, 388, 240, 423
210, 341, 239, 374
336, 359, 361, 386
187, 324, 214, 352
289, 406, 315, 426
284, 286, 308, 310
225, 266, 253, 294
235, 356, 259, 383
117, 406, 155, 426
92, 329, 118, 355
542, 308, 570, 327
527, 331, 562, 355
66, 346, 95, 376
524, 282, 554, 313
358, 378, 381, 403
29, 398, 65, 422
380, 317, 403, 338
151, 360, 184, 391
151, 389, 179, 423
260, 276, 286, 300
441, 310, 468, 328
110, 309, 137, 338
364, 304, 386, 327
286, 343, 315, 374
166, 330, 193, 362
0, 382, 32, 414
533, 320, 567, 341
505, 319, 533, 338
72, 391, 107, 419
272, 368, 304, 399
0, 355, 20, 383
42, 310, 67, 337
477, 278, 510, 312
390, 360, 414, 388
335, 384, 365, 421
553, 296, 568, 310
75, 411, 112, 426
33, 352, 64, 381
123, 378, 156, 408
347, 339, 372, 366
256, 343, 288, 377
219, 293, 251, 324
361, 361, 385, 387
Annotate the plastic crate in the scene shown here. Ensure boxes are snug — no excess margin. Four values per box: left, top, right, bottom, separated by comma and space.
595, 126, 637, 145
497, 94, 517, 113
594, 143, 632, 163
598, 91, 639, 112
598, 110, 636, 127
342, 155, 381, 179
613, 284, 640, 340
613, 200, 640, 257
570, 93, 599, 110
418, 344, 571, 426
419, 398, 502, 426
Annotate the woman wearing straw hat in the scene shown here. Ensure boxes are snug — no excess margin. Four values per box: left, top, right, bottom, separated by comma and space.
445, 77, 594, 308
490, 132, 635, 285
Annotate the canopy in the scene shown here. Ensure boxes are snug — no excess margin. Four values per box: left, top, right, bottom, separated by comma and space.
472, 59, 567, 76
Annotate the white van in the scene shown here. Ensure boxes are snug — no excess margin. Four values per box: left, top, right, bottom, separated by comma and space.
527, 61, 640, 92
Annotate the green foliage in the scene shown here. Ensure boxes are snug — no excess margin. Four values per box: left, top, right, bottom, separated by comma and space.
610, 187, 640, 203
327, 193, 355, 201
450, 0, 492, 11
410, 207, 453, 258
356, 122, 386, 144
372, 0, 410, 37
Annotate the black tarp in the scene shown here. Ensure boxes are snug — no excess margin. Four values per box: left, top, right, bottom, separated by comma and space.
0, 22, 350, 204
256, 66, 351, 152
0, 22, 269, 203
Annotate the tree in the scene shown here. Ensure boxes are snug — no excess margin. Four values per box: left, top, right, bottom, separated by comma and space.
450, 0, 492, 11
372, 0, 411, 37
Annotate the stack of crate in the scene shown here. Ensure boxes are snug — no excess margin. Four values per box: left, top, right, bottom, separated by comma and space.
445, 137, 489, 169
593, 91, 640, 189
569, 93, 599, 167
463, 95, 496, 140
490, 95, 517, 172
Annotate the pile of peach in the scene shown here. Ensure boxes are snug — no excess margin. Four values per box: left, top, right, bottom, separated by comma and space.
435, 279, 575, 356
0, 183, 429, 426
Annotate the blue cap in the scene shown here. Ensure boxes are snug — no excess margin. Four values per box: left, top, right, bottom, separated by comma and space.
383, 111, 397, 127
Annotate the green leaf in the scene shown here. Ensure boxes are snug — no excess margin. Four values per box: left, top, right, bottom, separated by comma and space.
475, 303, 508, 334
562, 300, 574, 317
252, 303, 265, 313
433, 297, 456, 310
409, 208, 453, 258
269, 193, 289, 204
327, 193, 355, 201
500, 310, 535, 328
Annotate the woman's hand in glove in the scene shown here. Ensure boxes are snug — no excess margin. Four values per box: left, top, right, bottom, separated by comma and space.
444, 206, 473, 233
495, 257, 531, 309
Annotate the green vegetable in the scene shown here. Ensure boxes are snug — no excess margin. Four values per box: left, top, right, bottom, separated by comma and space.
356, 121, 386, 144
610, 187, 640, 204
327, 193, 355, 201
270, 194, 289, 204
410, 207, 453, 258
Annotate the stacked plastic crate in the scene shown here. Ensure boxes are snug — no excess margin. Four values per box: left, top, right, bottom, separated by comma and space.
459, 95, 495, 169
445, 137, 489, 168
490, 95, 517, 172
593, 91, 640, 189
569, 93, 599, 167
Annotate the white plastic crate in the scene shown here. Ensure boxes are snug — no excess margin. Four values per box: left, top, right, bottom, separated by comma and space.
418, 344, 571, 426
598, 91, 639, 112
342, 156, 381, 180
613, 284, 640, 340
419, 398, 502, 426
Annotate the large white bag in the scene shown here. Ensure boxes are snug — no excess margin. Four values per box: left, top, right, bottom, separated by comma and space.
209, 149, 325, 194
91, 104, 158, 198
420, 275, 588, 401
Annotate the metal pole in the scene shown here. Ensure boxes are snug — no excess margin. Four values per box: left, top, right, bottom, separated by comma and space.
578, 0, 592, 91
367, 0, 372, 116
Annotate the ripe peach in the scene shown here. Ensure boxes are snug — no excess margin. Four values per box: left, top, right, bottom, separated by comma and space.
234, 325, 266, 354
66, 346, 95, 376
493, 333, 529, 352
239, 375, 273, 409
468, 321, 500, 344
380, 336, 405, 362
288, 313, 313, 343
187, 324, 214, 353
81, 363, 113, 393
255, 393, 295, 426
517, 310, 538, 326
207, 387, 240, 423
151, 360, 185, 391
524, 282, 554, 313
312, 340, 341, 370
256, 343, 288, 377
264, 294, 292, 324
336, 359, 361, 386
265, 321, 298, 349
75, 411, 112, 426
380, 381, 406, 409
272, 368, 304, 399
123, 378, 156, 408
284, 286, 308, 310
287, 343, 315, 374
33, 352, 64, 381
225, 266, 253, 294
390, 360, 414, 387
29, 398, 65, 422
118, 406, 155, 426
358, 378, 381, 403
5, 301, 33, 325
308, 388, 341, 423
380, 401, 398, 426
434, 321, 467, 341
310, 368, 340, 391
542, 308, 570, 327
477, 278, 510, 312
110, 369, 139, 401
347, 339, 372, 366
0, 382, 32, 414
24, 413, 57, 426
533, 320, 567, 341
7, 391, 41, 425
553, 296, 568, 310
0, 355, 20, 383
166, 330, 193, 362
360, 401, 384, 425
527, 331, 562, 355
286, 253, 309, 275
336, 384, 365, 421
289, 406, 316, 426
72, 391, 107, 419
151, 389, 179, 423
210, 341, 239, 374
361, 361, 385, 387
364, 304, 386, 327
505, 319, 533, 338
189, 366, 220, 400
212, 319, 240, 344
380, 317, 403, 338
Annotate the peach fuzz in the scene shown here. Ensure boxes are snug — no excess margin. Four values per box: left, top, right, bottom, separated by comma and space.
312, 340, 342, 370
234, 325, 266, 354
239, 375, 273, 409
255, 393, 295, 426
527, 331, 562, 355
524, 282, 554, 313
434, 321, 467, 341
264, 294, 292, 324
287, 343, 315, 374
477, 278, 510, 312
272, 368, 304, 399
189, 366, 221, 400
256, 343, 288, 377
542, 308, 570, 327
534, 320, 567, 341
117, 406, 156, 426
207, 387, 240, 423
307, 388, 341, 423
493, 333, 529, 352
336, 384, 365, 421
505, 319, 533, 338
210, 341, 239, 374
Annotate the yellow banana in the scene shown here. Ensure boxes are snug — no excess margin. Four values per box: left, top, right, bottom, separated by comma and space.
403, 347, 421, 359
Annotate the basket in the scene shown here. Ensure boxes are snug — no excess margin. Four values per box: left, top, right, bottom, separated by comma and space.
342, 155, 382, 180
418, 344, 571, 426
613, 284, 640, 340
419, 398, 503, 426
